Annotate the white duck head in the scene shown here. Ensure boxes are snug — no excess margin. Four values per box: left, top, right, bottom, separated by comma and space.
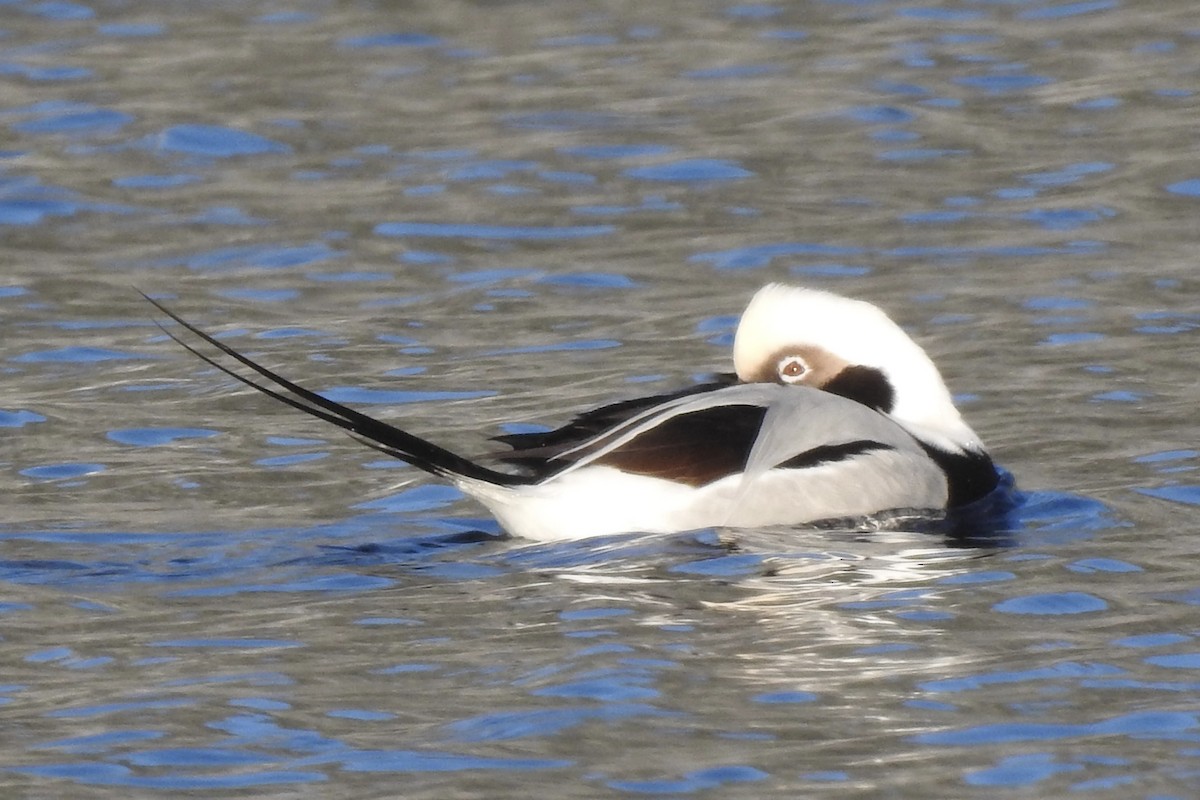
732, 284, 985, 456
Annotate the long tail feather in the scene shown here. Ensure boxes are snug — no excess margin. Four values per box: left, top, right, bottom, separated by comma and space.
142, 292, 530, 487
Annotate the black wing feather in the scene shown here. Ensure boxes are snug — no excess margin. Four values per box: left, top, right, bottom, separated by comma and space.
491, 374, 738, 474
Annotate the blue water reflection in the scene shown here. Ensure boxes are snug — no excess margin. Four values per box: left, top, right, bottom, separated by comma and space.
11, 104, 133, 136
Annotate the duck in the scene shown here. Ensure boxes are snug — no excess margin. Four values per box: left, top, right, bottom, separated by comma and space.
144, 284, 1000, 540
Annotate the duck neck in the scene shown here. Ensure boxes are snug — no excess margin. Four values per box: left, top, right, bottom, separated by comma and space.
917, 441, 999, 507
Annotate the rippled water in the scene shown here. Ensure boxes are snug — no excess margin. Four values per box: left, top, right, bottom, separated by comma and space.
3, 0, 1200, 796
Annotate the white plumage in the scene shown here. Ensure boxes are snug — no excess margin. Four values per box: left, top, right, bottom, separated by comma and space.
733, 284, 983, 454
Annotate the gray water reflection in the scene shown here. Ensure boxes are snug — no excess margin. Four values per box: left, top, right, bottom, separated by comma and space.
4, 0, 1200, 796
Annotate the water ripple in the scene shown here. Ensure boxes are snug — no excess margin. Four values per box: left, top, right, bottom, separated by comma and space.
154, 125, 290, 158
375, 221, 616, 240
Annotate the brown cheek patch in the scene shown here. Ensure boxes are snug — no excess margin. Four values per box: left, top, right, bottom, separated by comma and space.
745, 344, 849, 386
593, 404, 767, 487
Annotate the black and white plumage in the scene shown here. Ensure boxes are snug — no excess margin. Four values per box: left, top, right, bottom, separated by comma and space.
145, 284, 999, 540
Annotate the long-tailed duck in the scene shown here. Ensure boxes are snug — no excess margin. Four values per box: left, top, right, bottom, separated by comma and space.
145, 284, 999, 540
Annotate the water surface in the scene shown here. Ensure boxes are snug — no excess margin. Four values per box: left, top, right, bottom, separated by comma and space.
3, 0, 1200, 796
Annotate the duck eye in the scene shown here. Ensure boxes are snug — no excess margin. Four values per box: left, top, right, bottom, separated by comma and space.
777, 356, 808, 384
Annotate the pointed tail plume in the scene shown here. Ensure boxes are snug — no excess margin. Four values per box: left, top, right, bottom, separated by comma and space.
142, 292, 530, 487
